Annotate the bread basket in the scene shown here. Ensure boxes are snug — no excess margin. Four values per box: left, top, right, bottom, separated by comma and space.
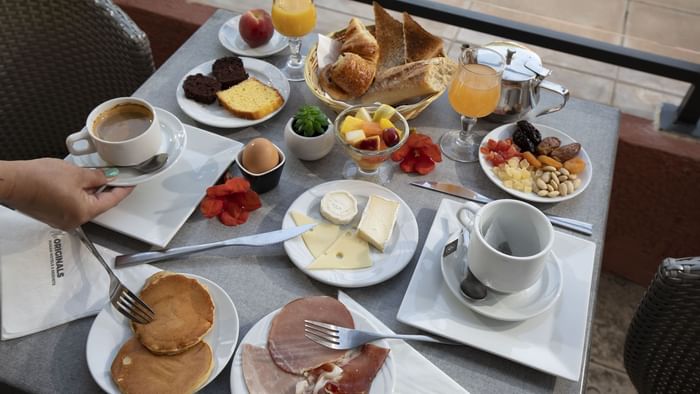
304, 27, 446, 120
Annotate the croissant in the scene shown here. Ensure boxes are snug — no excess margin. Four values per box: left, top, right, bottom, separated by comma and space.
323, 18, 378, 100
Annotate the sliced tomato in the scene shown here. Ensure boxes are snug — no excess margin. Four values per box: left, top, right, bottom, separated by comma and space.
502, 145, 522, 160
414, 154, 435, 175
495, 139, 511, 152
480, 146, 490, 154
486, 139, 498, 150
400, 154, 417, 173
487, 151, 505, 166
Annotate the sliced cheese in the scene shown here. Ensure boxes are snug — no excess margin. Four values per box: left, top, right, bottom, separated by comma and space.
306, 230, 372, 270
357, 195, 400, 252
320, 190, 358, 225
290, 211, 341, 258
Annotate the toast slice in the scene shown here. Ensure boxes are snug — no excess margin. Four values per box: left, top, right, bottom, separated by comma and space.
403, 12, 444, 62
373, 2, 405, 72
360, 57, 456, 105
216, 78, 284, 120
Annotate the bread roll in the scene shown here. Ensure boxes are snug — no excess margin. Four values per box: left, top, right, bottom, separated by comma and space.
339, 18, 378, 64
328, 53, 376, 98
322, 18, 379, 100
361, 57, 456, 105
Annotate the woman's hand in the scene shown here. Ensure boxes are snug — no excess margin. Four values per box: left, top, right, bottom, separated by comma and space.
0, 158, 133, 230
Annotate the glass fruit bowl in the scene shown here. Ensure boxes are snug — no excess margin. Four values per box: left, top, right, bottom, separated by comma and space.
334, 104, 410, 185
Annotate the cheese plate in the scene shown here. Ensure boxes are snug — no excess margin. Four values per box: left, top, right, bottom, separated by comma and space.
282, 180, 418, 288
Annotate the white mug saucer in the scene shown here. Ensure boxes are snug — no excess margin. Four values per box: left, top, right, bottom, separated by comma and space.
440, 230, 563, 322
65, 108, 187, 186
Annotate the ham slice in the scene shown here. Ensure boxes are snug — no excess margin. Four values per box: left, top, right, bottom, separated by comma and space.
242, 344, 303, 394
268, 296, 355, 374
319, 344, 390, 394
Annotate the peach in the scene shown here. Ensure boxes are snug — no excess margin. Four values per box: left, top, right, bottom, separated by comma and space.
239, 9, 274, 48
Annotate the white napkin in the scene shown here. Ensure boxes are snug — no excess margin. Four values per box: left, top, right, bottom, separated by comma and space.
338, 291, 469, 394
0, 207, 152, 340
316, 33, 342, 69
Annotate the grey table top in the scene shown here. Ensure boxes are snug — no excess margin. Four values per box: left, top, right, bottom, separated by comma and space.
0, 9, 619, 394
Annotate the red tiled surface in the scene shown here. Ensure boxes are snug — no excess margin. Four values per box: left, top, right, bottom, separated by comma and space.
603, 114, 700, 285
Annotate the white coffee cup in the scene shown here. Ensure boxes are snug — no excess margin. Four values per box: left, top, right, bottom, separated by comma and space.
65, 97, 161, 166
458, 199, 554, 293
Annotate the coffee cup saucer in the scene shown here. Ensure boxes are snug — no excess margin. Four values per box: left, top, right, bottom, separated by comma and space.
440, 230, 563, 322
65, 108, 187, 186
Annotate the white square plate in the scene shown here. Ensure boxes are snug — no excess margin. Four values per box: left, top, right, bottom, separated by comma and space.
397, 198, 596, 382
91, 124, 243, 247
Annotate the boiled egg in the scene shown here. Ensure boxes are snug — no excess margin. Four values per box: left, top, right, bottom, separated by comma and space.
241, 138, 279, 174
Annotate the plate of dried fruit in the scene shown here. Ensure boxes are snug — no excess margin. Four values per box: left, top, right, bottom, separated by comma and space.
479, 122, 592, 203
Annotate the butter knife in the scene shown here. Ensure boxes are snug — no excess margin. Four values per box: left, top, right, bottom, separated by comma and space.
411, 181, 593, 236
114, 223, 317, 267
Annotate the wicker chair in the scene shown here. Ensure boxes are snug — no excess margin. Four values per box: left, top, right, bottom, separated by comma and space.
624, 256, 700, 393
0, 0, 154, 160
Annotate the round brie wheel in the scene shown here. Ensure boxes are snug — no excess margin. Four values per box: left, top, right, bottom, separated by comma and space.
320, 190, 358, 224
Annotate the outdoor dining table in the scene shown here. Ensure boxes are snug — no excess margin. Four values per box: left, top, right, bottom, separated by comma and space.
0, 9, 619, 394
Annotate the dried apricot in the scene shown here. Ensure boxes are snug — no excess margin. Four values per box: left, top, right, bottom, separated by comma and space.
564, 157, 586, 174
538, 155, 563, 169
522, 151, 542, 168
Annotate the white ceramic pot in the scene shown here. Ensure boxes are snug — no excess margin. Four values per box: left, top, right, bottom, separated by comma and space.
283, 117, 335, 161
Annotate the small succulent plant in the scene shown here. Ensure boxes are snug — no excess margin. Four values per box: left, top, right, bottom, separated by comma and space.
292, 105, 329, 137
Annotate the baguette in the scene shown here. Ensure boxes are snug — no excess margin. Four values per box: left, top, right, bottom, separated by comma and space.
360, 57, 456, 105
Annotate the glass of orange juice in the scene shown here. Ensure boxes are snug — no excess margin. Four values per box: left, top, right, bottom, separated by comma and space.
271, 0, 316, 81
441, 45, 505, 162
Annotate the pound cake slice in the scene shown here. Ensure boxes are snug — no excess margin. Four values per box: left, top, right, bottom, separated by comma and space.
216, 78, 284, 120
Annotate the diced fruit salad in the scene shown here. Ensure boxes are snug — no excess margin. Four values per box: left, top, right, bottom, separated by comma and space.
339, 104, 402, 151
481, 121, 588, 198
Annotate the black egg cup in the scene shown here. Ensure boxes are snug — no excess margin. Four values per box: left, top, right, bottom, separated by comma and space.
236, 143, 285, 194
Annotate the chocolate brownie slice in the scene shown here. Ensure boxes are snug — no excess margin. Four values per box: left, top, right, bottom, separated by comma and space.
183, 74, 221, 104
212, 56, 248, 89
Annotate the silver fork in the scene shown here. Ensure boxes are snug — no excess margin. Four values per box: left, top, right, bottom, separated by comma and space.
304, 320, 460, 350
74, 227, 155, 324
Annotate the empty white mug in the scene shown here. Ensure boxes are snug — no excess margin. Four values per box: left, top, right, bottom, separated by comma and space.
65, 97, 161, 166
458, 199, 554, 293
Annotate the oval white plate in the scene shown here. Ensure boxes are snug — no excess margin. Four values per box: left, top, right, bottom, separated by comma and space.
66, 108, 187, 186
86, 271, 239, 394
219, 15, 289, 58
176, 58, 290, 128
230, 306, 396, 394
440, 230, 563, 321
479, 123, 592, 203
282, 180, 419, 288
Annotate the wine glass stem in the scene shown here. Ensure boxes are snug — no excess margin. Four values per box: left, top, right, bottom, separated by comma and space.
458, 115, 478, 145
288, 37, 302, 67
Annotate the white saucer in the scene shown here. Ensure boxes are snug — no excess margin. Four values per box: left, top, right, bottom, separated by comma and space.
230, 305, 395, 394
219, 15, 289, 58
282, 180, 419, 288
397, 198, 597, 381
86, 270, 240, 394
176, 58, 290, 128
65, 108, 187, 186
440, 230, 563, 322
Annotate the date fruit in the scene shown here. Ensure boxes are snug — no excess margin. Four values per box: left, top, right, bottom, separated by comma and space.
536, 136, 561, 156
551, 143, 581, 162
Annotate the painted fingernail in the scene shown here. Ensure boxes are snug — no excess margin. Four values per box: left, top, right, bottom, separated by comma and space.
102, 168, 119, 178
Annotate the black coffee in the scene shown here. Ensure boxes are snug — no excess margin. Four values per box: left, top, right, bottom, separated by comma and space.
93, 103, 153, 142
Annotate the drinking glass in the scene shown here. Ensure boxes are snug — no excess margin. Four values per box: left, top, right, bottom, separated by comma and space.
441, 46, 505, 162
271, 0, 316, 81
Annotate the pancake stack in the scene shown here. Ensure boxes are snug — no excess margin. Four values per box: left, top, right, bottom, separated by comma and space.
110, 272, 216, 394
